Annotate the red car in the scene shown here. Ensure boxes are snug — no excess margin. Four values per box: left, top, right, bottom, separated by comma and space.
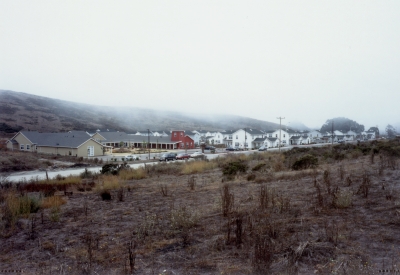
176, 153, 190, 160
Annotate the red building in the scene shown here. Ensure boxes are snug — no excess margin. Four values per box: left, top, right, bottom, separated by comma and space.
171, 130, 195, 149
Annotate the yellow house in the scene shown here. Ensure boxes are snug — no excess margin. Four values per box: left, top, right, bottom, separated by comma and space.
6, 131, 104, 157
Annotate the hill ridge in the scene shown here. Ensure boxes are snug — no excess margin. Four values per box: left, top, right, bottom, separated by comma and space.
0, 89, 281, 133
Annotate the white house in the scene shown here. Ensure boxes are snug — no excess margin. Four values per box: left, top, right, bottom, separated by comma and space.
271, 129, 300, 146
231, 128, 265, 149
152, 130, 169, 137
210, 131, 224, 144
187, 131, 201, 146
308, 130, 322, 141
264, 137, 279, 148
222, 130, 236, 147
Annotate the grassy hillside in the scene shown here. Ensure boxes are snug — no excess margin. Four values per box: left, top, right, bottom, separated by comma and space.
0, 90, 280, 133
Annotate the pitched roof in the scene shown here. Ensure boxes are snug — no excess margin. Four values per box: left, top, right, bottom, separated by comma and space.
266, 137, 278, 142
244, 129, 264, 135
222, 130, 237, 135
253, 138, 266, 142
20, 131, 96, 148
290, 136, 301, 140
97, 132, 179, 144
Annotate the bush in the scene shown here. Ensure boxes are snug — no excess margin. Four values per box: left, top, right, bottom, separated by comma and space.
100, 190, 112, 200
252, 163, 266, 171
291, 154, 318, 170
247, 174, 256, 181
222, 160, 248, 176
101, 163, 129, 175
334, 190, 352, 209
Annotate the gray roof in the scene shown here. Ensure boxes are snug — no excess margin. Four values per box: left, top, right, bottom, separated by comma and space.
266, 137, 278, 142
253, 138, 266, 142
222, 130, 237, 135
286, 129, 299, 134
245, 129, 264, 135
290, 136, 301, 140
20, 131, 96, 148
97, 132, 179, 144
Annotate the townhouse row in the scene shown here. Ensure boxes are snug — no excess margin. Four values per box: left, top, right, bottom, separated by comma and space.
6, 127, 377, 157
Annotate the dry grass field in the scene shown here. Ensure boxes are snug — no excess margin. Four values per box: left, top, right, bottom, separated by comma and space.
1, 140, 400, 274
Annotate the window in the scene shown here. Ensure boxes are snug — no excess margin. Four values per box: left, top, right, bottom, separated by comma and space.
186, 142, 188, 146
218, 135, 220, 138
236, 135, 238, 139
26, 144, 30, 150
283, 134, 286, 138
20, 144, 24, 150
235, 142, 239, 146
229, 135, 232, 139
276, 134, 278, 137
174, 133, 177, 137
180, 132, 183, 136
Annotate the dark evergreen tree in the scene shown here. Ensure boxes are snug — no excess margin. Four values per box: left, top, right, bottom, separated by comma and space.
385, 124, 397, 138
320, 117, 364, 133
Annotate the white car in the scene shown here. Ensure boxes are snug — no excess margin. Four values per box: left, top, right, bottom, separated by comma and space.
190, 152, 205, 158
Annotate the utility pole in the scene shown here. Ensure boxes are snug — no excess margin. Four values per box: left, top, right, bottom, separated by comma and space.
244, 128, 247, 150
277, 117, 285, 152
147, 129, 150, 160
331, 121, 334, 148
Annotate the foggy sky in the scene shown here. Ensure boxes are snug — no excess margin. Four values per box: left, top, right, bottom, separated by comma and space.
1, 1, 399, 131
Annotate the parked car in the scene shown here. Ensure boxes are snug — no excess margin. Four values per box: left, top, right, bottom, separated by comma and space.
125, 155, 140, 160
258, 146, 267, 151
190, 152, 205, 159
234, 147, 243, 151
159, 153, 177, 161
226, 147, 235, 151
176, 153, 190, 160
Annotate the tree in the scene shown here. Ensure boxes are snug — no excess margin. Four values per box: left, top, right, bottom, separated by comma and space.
320, 117, 364, 133
386, 124, 397, 138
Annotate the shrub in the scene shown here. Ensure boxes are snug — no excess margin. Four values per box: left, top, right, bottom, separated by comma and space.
252, 163, 266, 172
169, 206, 199, 230
101, 163, 130, 175
2, 193, 40, 229
291, 154, 318, 170
100, 190, 112, 200
80, 168, 98, 179
222, 160, 248, 176
334, 190, 352, 209
247, 174, 256, 181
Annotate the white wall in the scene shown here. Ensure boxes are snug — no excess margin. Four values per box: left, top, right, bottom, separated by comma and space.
232, 129, 254, 149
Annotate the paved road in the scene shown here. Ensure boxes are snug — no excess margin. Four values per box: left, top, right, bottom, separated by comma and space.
6, 142, 347, 182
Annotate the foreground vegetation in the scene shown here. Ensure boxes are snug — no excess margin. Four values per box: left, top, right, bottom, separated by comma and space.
1, 140, 400, 274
